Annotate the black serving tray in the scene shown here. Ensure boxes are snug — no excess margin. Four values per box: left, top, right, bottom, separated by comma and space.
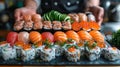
0, 56, 120, 66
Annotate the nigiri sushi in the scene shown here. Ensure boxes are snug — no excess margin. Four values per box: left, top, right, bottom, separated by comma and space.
102, 47, 120, 61
18, 32, 29, 44
77, 30, 92, 41
89, 31, 104, 43
65, 45, 80, 62
66, 30, 80, 43
52, 21, 62, 30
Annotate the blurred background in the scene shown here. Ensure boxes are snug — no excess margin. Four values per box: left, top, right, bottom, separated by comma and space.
0, 0, 120, 41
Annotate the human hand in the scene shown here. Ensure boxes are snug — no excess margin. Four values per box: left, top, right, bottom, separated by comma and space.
14, 7, 36, 21
89, 6, 104, 25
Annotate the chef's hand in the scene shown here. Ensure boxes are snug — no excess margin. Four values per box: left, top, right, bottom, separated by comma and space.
89, 6, 104, 25
14, 7, 36, 21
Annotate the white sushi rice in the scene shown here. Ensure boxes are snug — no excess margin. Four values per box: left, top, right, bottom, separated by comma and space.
40, 47, 55, 62
0, 43, 10, 57
85, 46, 101, 61
2, 47, 16, 60
21, 48, 35, 62
102, 47, 120, 61
35, 45, 44, 58
65, 48, 80, 62
54, 45, 65, 56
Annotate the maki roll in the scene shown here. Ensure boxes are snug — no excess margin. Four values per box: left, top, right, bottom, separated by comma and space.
65, 45, 80, 62
77, 41, 85, 56
21, 44, 35, 62
0, 41, 10, 57
62, 21, 72, 30
23, 15, 33, 31
54, 31, 68, 56
85, 40, 101, 61
102, 47, 120, 61
34, 41, 44, 58
52, 21, 62, 30
23, 21, 33, 31
14, 41, 24, 59
33, 21, 43, 30
14, 20, 25, 31
40, 40, 55, 62
2, 47, 16, 60
43, 21, 52, 30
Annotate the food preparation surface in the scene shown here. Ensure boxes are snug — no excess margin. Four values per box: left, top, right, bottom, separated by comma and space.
0, 56, 120, 66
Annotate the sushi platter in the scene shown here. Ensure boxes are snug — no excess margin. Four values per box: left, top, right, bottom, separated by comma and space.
0, 10, 120, 66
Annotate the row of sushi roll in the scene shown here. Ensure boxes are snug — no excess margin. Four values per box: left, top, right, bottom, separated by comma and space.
0, 30, 120, 62
14, 10, 100, 31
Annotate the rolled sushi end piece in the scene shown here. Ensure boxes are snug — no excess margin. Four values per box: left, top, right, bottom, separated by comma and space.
21, 45, 35, 62
40, 46, 55, 62
65, 45, 80, 62
85, 46, 101, 61
102, 47, 120, 61
2, 47, 16, 60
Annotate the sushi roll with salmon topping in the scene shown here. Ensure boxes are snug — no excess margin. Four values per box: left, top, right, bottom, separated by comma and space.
52, 21, 62, 30
68, 13, 79, 22
23, 15, 33, 31
102, 47, 120, 61
34, 41, 44, 58
62, 21, 72, 30
2, 47, 16, 60
33, 21, 43, 30
43, 21, 52, 30
21, 44, 35, 62
23, 21, 33, 31
85, 40, 101, 61
40, 40, 55, 62
14, 20, 25, 31
14, 41, 24, 59
65, 45, 80, 62
54, 31, 68, 56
